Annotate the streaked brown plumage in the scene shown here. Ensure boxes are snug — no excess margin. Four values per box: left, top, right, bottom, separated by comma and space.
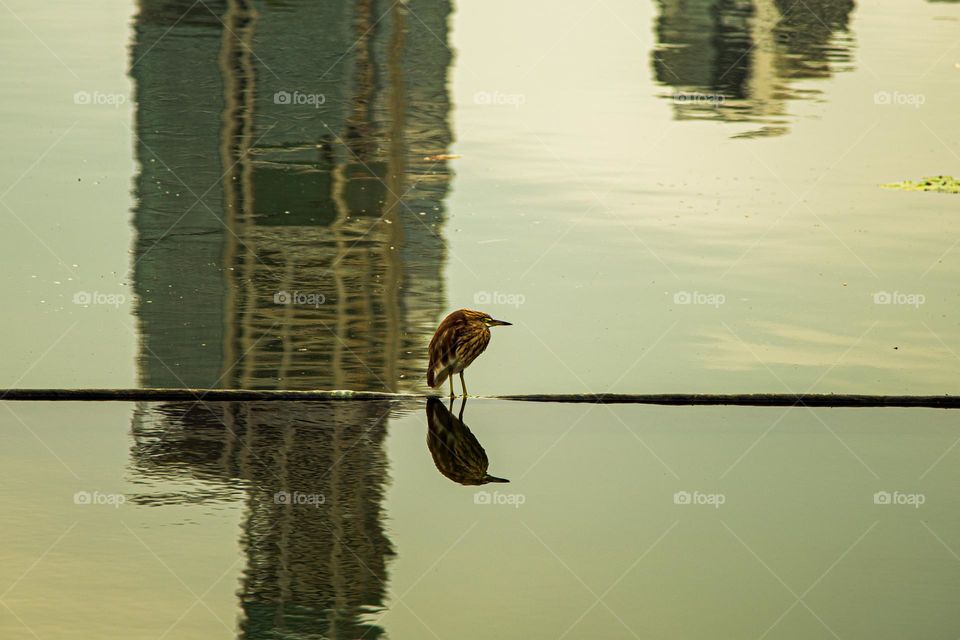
427, 308, 511, 397
426, 398, 509, 485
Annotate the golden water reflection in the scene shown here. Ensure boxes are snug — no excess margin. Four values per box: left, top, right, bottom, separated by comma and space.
131, 0, 454, 392
652, 0, 856, 137
130, 400, 398, 639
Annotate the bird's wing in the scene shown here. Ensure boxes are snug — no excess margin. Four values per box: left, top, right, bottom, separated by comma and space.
428, 320, 460, 387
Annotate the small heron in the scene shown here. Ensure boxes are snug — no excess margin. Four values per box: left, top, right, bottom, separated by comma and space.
427, 309, 511, 397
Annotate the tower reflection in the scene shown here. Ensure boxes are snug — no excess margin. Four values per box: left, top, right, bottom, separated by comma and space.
128, 0, 455, 637
131, 0, 453, 391
130, 400, 400, 639
652, 0, 856, 136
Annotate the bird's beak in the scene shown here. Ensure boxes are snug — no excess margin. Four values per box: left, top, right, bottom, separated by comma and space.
489, 318, 512, 327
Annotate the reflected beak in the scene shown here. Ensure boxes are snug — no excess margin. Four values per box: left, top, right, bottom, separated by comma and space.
489, 318, 511, 327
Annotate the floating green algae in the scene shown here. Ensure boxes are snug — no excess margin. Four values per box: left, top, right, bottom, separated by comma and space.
881, 175, 960, 194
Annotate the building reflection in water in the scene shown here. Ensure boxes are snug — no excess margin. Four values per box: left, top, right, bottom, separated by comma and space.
130, 400, 401, 639
652, 0, 856, 137
129, 0, 454, 637
131, 0, 453, 392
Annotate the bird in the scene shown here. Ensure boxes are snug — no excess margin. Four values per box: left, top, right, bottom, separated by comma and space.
426, 398, 509, 485
427, 309, 511, 397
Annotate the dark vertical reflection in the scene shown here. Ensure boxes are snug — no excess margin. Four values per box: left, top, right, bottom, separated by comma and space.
130, 0, 454, 391
130, 1, 231, 387
651, 0, 855, 137
129, 1, 455, 637
130, 400, 404, 639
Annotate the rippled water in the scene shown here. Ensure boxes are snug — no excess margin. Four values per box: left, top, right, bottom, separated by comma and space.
2, 1, 960, 638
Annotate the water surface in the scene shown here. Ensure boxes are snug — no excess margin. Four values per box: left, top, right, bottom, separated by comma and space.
0, 0, 957, 394
2, 400, 959, 638
1, 3, 959, 637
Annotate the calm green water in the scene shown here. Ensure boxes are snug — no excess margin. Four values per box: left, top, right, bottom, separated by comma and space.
2, 401, 960, 639
2, 1, 959, 638
1, 0, 958, 394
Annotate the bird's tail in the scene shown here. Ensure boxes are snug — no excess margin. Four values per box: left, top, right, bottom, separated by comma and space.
483, 474, 510, 483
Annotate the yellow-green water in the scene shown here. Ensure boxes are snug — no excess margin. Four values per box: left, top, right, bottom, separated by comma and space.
2, 401, 959, 639
1, 0, 958, 394
1, 0, 959, 637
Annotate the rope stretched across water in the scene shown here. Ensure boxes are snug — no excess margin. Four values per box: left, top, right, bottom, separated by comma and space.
0, 389, 957, 408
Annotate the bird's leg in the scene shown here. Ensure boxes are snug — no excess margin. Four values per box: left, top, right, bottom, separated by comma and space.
460, 371, 468, 398
458, 396, 467, 421
448, 376, 455, 399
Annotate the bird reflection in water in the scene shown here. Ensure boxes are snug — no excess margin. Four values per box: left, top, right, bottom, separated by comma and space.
426, 398, 510, 485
